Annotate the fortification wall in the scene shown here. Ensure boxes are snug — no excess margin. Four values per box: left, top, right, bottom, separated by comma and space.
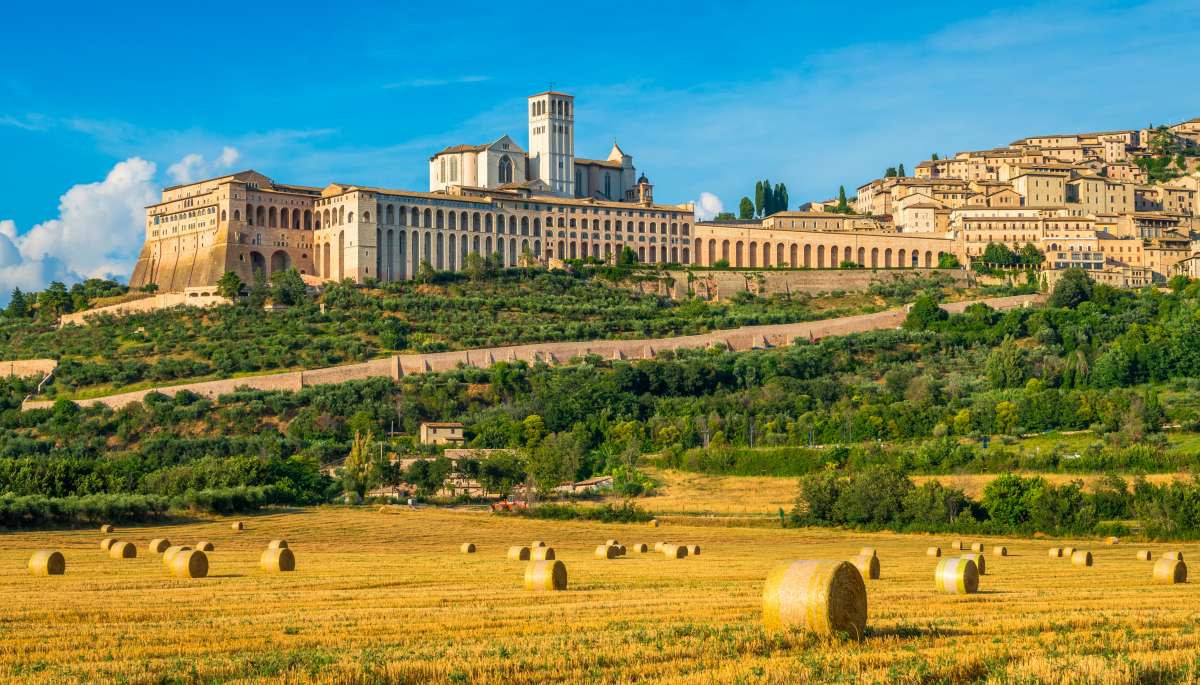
59, 290, 230, 327
2, 359, 57, 378
22, 293, 1042, 412
650, 268, 970, 300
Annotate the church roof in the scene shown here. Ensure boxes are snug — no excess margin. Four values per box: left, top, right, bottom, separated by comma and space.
575, 157, 622, 169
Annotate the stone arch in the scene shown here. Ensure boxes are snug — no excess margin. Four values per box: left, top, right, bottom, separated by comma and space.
423, 209, 431, 228
304, 210, 312, 229
249, 250, 266, 277
898, 249, 907, 268
804, 244, 812, 267
708, 239, 716, 265
270, 250, 290, 274
256, 206, 266, 227
789, 244, 798, 267
411, 207, 420, 227
436, 233, 445, 269
749, 241, 758, 268
885, 248, 893, 268
858, 247, 866, 265
269, 207, 278, 228
411, 231, 420, 276
735, 241, 744, 267
323, 243, 331, 279
721, 240, 730, 262
436, 210, 444, 229
871, 247, 879, 267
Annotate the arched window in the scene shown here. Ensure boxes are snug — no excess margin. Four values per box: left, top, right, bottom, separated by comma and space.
221, 210, 227, 221
498, 155, 514, 184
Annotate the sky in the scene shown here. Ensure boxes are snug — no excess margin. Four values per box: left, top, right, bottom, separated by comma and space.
2, 0, 1200, 297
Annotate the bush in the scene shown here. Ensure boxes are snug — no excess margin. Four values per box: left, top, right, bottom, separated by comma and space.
514, 501, 652, 523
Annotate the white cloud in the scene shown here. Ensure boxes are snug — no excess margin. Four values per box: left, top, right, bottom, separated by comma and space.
694, 192, 724, 220
383, 75, 490, 89
166, 146, 240, 185
0, 157, 159, 303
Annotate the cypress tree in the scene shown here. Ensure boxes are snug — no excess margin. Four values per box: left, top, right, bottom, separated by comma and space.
836, 186, 849, 213
775, 183, 788, 213
754, 181, 765, 217
762, 178, 772, 216
898, 163, 906, 177
739, 196, 754, 220
7, 288, 28, 317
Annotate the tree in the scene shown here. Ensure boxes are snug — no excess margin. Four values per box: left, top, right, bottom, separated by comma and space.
986, 337, 1030, 389
247, 268, 269, 307
1047, 269, 1093, 309
994, 400, 1019, 434
617, 246, 638, 266
754, 181, 765, 217
898, 163, 906, 177
141, 283, 159, 293
464, 252, 487, 281
738, 197, 755, 220
269, 268, 307, 306
884, 167, 897, 178
981, 242, 1017, 267
379, 318, 410, 350
761, 178, 773, 216
713, 212, 735, 221
937, 253, 961, 269
903, 293, 948, 331
774, 183, 789, 213
216, 271, 243, 299
341, 430, 376, 498
931, 153, 939, 161
836, 186, 849, 213
39, 281, 72, 317
6, 288, 28, 318
1018, 242, 1043, 266
527, 431, 582, 493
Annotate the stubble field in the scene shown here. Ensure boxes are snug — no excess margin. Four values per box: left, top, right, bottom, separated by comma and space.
2, 507, 1198, 684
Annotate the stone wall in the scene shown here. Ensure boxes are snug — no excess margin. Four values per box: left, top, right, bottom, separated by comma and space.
2, 359, 57, 378
648, 268, 970, 300
59, 290, 231, 327
22, 293, 1042, 412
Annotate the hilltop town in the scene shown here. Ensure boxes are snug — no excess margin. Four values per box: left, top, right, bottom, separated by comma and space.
124, 93, 1200, 308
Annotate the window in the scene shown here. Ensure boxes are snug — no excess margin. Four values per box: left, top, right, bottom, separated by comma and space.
498, 155, 513, 184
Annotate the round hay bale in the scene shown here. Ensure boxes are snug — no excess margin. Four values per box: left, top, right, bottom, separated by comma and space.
1137, 550, 1153, 561
1048, 547, 1063, 558
849, 554, 880, 580
531, 546, 555, 561
148, 538, 170, 554
260, 547, 295, 572
524, 559, 567, 591
653, 542, 664, 552
595, 544, 619, 559
632, 543, 649, 553
1071, 550, 1093, 567
934, 557, 979, 594
858, 547, 877, 558
1105, 536, 1120, 545
686, 544, 701, 556
195, 541, 214, 552
648, 519, 659, 528
961, 552, 986, 575
507, 546, 530, 561
531, 540, 546, 548
927, 546, 942, 557
1153, 558, 1187, 584
762, 560, 867, 638
1062, 546, 1076, 557
99, 537, 117, 551
109, 541, 137, 559
1163, 551, 1184, 561
268, 540, 289, 550
605, 539, 620, 546
162, 545, 192, 567
616, 544, 627, 556
231, 521, 244, 531
460, 543, 476, 554
170, 549, 209, 578
992, 546, 1008, 557
99, 524, 114, 534
970, 542, 984, 553
951, 541, 965, 551
662, 544, 688, 559
28, 550, 65, 576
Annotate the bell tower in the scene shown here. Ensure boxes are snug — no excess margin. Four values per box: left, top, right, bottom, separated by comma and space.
527, 91, 574, 196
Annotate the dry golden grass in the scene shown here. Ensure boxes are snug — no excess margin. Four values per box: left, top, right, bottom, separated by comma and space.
2, 507, 1199, 684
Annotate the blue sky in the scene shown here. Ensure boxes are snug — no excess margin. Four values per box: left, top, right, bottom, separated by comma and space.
2, 0, 1199, 294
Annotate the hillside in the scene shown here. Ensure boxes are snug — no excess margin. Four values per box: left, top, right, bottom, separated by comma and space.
0, 268, 963, 398
4, 271, 1200, 539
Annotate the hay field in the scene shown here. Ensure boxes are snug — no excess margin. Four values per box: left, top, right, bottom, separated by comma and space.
2, 508, 1198, 684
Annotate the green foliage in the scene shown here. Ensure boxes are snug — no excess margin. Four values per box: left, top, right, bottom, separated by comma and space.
0, 486, 286, 529
216, 271, 244, 298
738, 197, 754, 220
1048, 269, 1094, 309
514, 501, 652, 523
903, 294, 948, 331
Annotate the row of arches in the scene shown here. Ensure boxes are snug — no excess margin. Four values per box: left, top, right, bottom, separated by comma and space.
698, 238, 945, 269
552, 241, 689, 264
238, 205, 316, 230
377, 204, 544, 237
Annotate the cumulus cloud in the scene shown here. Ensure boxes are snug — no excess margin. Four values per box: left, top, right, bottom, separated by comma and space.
0, 157, 159, 303
694, 192, 724, 220
167, 146, 240, 185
